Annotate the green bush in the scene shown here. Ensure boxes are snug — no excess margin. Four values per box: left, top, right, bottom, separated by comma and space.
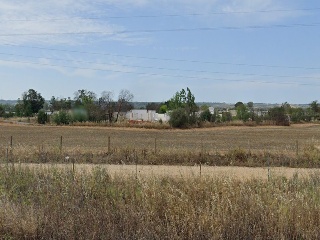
37, 109, 48, 124
52, 110, 72, 125
72, 108, 89, 122
169, 108, 188, 128
200, 109, 212, 122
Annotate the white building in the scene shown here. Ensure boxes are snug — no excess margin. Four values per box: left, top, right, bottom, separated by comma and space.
154, 113, 170, 122
126, 110, 156, 121
208, 107, 215, 114
126, 109, 170, 122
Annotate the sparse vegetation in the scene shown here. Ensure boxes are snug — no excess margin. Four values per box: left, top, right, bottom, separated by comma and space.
1, 166, 320, 239
1, 123, 320, 167
1, 122, 320, 238
2, 88, 320, 128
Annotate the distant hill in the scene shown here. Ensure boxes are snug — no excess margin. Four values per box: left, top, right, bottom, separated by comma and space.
0, 100, 17, 105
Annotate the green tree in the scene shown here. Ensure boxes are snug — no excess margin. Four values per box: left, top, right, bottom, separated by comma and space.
159, 104, 168, 114
309, 100, 319, 120
21, 89, 45, 116
310, 100, 319, 113
167, 88, 187, 110
221, 112, 232, 122
49, 96, 72, 112
167, 87, 198, 127
0, 104, 4, 117
290, 108, 306, 123
235, 103, 250, 122
268, 106, 290, 126
200, 109, 212, 122
235, 102, 244, 108
247, 102, 254, 108
74, 89, 97, 107
14, 98, 24, 117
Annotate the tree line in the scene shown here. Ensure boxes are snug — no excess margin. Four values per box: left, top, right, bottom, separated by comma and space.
0, 88, 320, 128
0, 89, 133, 125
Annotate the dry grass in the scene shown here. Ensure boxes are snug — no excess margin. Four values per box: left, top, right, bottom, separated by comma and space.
1, 123, 320, 167
1, 122, 320, 152
1, 166, 320, 239
11, 163, 320, 180
1, 123, 320, 238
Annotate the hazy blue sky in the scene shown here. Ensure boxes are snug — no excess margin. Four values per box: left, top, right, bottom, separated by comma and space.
0, 0, 319, 104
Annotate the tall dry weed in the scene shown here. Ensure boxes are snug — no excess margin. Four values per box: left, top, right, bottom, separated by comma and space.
1, 166, 320, 239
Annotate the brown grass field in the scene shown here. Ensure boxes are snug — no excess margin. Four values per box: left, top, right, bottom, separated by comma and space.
1, 122, 320, 167
2, 123, 320, 238
1, 122, 320, 153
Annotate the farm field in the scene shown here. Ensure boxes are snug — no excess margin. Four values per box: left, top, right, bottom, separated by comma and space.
1, 122, 320, 152
1, 123, 320, 238
1, 122, 320, 167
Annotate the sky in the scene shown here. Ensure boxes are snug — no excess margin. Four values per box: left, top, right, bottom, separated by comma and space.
0, 0, 320, 104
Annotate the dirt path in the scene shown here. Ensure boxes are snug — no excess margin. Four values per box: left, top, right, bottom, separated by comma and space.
8, 163, 320, 180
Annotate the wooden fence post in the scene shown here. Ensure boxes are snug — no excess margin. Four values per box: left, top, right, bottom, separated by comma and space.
9, 136, 13, 166
108, 136, 111, 153
135, 151, 138, 179
267, 155, 271, 181
60, 136, 63, 154
6, 147, 8, 166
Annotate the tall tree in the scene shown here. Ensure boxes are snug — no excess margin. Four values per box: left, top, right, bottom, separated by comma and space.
50, 96, 72, 112
0, 104, 4, 117
236, 103, 249, 122
115, 89, 134, 122
99, 91, 115, 123
310, 100, 319, 114
167, 87, 198, 127
268, 106, 290, 126
74, 89, 97, 107
21, 89, 45, 116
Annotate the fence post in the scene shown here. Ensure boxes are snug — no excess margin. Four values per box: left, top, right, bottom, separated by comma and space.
72, 158, 75, 174
135, 151, 138, 179
60, 136, 63, 154
9, 136, 13, 167
108, 136, 111, 153
267, 155, 271, 181
6, 147, 8, 166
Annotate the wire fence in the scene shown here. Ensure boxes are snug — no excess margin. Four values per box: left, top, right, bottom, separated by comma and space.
1, 135, 320, 169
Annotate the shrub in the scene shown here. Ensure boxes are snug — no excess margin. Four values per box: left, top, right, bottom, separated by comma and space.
37, 109, 48, 124
72, 108, 89, 122
169, 108, 188, 128
200, 109, 212, 122
52, 110, 72, 125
